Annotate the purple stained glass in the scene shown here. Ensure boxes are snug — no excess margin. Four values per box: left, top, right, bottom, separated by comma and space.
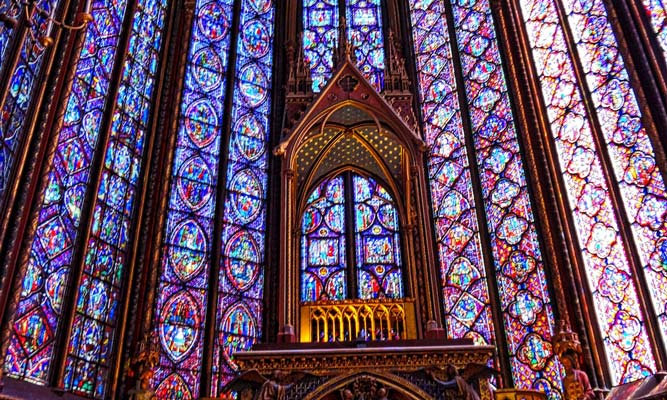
518, 0, 658, 384
211, 0, 274, 395
0, 1, 20, 62
301, 176, 347, 302
0, 0, 58, 202
4, 0, 131, 384
345, 0, 384, 90
62, 0, 168, 396
353, 175, 403, 299
303, 0, 338, 91
641, 1, 667, 60
152, 0, 234, 397
449, 0, 562, 395
409, 0, 496, 350
562, 0, 667, 364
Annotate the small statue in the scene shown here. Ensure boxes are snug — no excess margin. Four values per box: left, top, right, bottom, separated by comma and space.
127, 334, 159, 400
561, 352, 595, 400
426, 364, 482, 400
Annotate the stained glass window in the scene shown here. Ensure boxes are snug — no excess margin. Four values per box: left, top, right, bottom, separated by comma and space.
409, 0, 496, 348
301, 176, 347, 302
410, 0, 561, 396
153, 0, 234, 397
353, 175, 402, 299
5, 0, 134, 385
519, 0, 662, 384
345, 0, 384, 90
302, 0, 339, 91
62, 0, 168, 396
300, 172, 403, 302
0, 1, 21, 63
448, 0, 561, 395
302, 0, 385, 91
0, 0, 58, 202
211, 0, 274, 394
641, 1, 667, 59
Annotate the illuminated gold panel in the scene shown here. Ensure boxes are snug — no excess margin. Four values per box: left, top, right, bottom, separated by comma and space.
300, 298, 416, 342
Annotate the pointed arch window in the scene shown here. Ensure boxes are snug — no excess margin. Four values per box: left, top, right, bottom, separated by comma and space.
301, 172, 404, 302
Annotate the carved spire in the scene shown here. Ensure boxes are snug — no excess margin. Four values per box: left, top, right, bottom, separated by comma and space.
384, 30, 411, 93
333, 15, 356, 68
286, 33, 313, 95
382, 30, 417, 130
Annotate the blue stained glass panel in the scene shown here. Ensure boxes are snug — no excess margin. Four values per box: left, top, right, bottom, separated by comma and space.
211, 0, 274, 395
5, 0, 131, 384
302, 0, 338, 91
353, 175, 402, 299
301, 176, 347, 302
0, 0, 58, 202
153, 0, 234, 398
62, 0, 169, 396
345, 0, 384, 90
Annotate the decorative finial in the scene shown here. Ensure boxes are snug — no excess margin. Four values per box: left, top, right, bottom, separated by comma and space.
552, 319, 582, 357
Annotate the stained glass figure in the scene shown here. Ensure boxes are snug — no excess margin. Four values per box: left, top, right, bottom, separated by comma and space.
153, 0, 234, 397
302, 0, 339, 91
301, 176, 347, 301
518, 0, 660, 384
211, 0, 274, 394
353, 174, 402, 299
5, 0, 133, 385
345, 0, 384, 90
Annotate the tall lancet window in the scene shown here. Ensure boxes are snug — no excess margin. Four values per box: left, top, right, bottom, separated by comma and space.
4, 0, 169, 396
641, 2, 667, 59
0, 0, 61, 204
302, 0, 385, 91
518, 0, 666, 385
153, 0, 274, 398
301, 172, 404, 302
410, 0, 561, 397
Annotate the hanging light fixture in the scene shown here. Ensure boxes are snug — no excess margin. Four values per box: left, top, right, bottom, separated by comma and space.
0, 0, 93, 48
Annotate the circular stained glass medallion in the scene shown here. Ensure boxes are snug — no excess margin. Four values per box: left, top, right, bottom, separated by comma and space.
241, 20, 270, 58
168, 219, 207, 282
197, 2, 230, 41
185, 99, 218, 148
159, 290, 200, 362
233, 114, 265, 161
238, 64, 267, 107
229, 169, 263, 223
224, 231, 260, 291
192, 47, 223, 91
220, 302, 257, 369
177, 156, 212, 210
